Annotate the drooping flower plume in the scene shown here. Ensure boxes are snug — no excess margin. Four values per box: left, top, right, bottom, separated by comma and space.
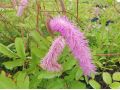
17, 0, 28, 16
40, 36, 65, 72
49, 16, 96, 76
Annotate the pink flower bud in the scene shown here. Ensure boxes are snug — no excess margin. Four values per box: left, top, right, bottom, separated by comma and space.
17, 0, 28, 16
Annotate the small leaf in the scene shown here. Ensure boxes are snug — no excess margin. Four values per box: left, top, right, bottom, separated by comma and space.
64, 67, 78, 81
30, 31, 49, 50
14, 71, 29, 89
29, 73, 41, 89
85, 76, 89, 84
89, 79, 101, 89
38, 71, 61, 79
63, 56, 76, 71
47, 78, 64, 89
0, 43, 16, 58
15, 38, 26, 59
113, 72, 120, 81
70, 81, 86, 89
30, 42, 46, 59
109, 82, 120, 89
3, 59, 24, 70
102, 72, 112, 85
75, 68, 83, 80
0, 73, 16, 89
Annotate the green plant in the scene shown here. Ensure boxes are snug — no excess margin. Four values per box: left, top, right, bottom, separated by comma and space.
0, 0, 120, 89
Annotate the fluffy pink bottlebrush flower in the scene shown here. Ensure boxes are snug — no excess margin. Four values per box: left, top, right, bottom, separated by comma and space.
49, 16, 96, 76
40, 36, 65, 72
17, 0, 28, 16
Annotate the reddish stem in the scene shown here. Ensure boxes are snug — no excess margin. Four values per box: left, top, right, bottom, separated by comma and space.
59, 0, 66, 15
76, 0, 79, 22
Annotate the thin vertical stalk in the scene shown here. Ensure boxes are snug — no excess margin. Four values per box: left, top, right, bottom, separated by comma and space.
76, 0, 79, 22
36, 0, 42, 35
59, 0, 66, 15
54, 0, 60, 12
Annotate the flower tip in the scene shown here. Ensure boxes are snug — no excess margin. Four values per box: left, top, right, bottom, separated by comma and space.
83, 64, 96, 76
40, 62, 62, 72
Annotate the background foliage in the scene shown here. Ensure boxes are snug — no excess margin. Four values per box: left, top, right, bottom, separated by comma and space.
0, 0, 120, 89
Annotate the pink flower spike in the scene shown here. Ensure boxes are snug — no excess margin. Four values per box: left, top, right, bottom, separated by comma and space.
40, 36, 65, 72
17, 0, 28, 16
49, 16, 96, 76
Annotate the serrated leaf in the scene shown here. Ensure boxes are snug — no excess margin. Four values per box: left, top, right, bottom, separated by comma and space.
0, 73, 16, 89
0, 43, 16, 58
70, 81, 86, 89
38, 71, 61, 79
3, 59, 24, 70
109, 82, 120, 89
113, 72, 120, 81
102, 72, 112, 85
15, 38, 26, 59
89, 79, 101, 89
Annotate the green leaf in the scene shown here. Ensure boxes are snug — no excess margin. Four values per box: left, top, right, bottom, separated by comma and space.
63, 56, 76, 71
106, 0, 113, 4
75, 68, 83, 80
15, 38, 26, 59
102, 72, 112, 85
3, 59, 24, 70
85, 76, 89, 84
47, 78, 64, 89
113, 72, 120, 81
89, 79, 101, 89
30, 41, 46, 59
14, 71, 29, 89
29, 73, 41, 89
30, 31, 49, 50
109, 82, 120, 89
0, 43, 16, 58
70, 81, 86, 89
64, 67, 78, 81
38, 71, 61, 79
0, 73, 16, 89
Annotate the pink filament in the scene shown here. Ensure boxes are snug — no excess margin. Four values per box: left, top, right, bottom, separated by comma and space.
49, 16, 96, 76
40, 36, 65, 72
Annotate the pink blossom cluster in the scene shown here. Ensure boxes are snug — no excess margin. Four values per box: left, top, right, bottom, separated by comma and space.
40, 16, 96, 76
11, 0, 28, 16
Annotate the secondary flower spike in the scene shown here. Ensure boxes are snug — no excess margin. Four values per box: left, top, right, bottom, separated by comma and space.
40, 36, 65, 72
17, 0, 28, 16
49, 16, 96, 76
